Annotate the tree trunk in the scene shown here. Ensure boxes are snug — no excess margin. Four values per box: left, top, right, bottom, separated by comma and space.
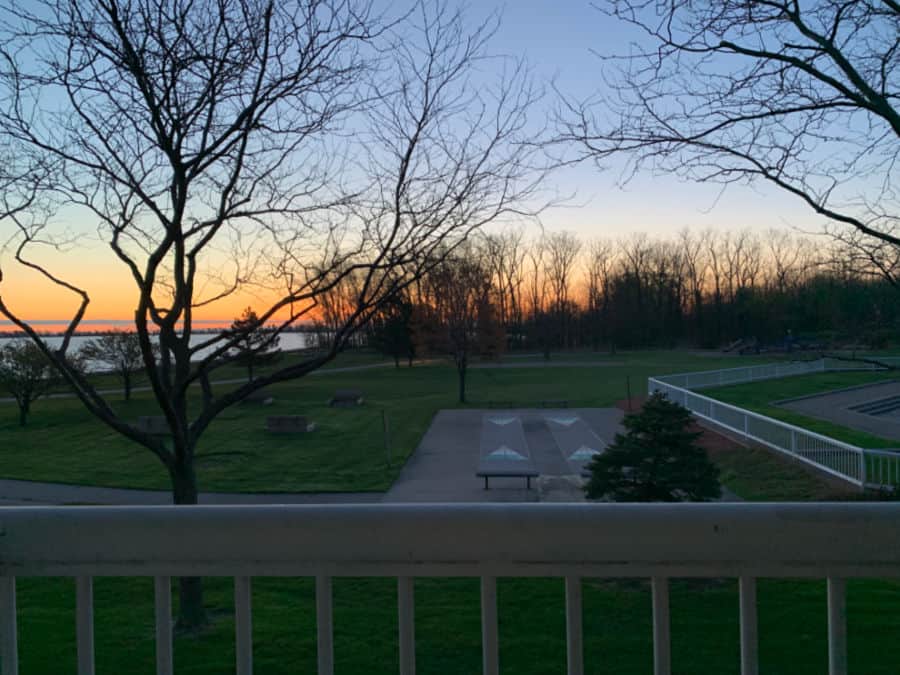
123, 372, 131, 402
18, 400, 29, 427
200, 372, 213, 408
394, 355, 400, 368
171, 460, 207, 629
457, 363, 467, 404
247, 361, 254, 382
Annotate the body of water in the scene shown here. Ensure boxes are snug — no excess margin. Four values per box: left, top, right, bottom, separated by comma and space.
0, 332, 312, 371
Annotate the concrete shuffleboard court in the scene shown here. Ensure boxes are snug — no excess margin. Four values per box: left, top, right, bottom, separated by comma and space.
384, 408, 623, 503
477, 414, 538, 489
777, 380, 900, 442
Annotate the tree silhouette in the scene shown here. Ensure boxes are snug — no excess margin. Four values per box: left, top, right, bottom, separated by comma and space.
585, 393, 721, 502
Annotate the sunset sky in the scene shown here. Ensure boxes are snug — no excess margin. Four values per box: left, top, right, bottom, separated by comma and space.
0, 0, 831, 330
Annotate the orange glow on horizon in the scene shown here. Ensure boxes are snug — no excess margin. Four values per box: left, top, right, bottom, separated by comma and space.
1, 259, 316, 332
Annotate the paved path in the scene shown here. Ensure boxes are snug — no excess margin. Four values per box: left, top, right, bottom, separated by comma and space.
0, 478, 380, 506
778, 380, 900, 442
0, 360, 418, 405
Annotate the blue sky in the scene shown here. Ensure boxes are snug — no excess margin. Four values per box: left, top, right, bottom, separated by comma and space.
1, 0, 834, 325
469, 0, 826, 239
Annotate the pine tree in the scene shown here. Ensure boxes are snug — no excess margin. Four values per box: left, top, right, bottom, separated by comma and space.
585, 393, 722, 502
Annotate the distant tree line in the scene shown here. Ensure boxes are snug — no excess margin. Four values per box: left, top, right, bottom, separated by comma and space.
313, 226, 900, 363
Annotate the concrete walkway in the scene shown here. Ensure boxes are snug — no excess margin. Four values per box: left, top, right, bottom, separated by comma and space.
0, 478, 380, 506
0, 360, 419, 405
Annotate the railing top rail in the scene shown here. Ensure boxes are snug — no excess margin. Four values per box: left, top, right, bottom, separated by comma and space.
1, 504, 899, 578
648, 381, 865, 452
649, 359, 824, 384
862, 448, 900, 458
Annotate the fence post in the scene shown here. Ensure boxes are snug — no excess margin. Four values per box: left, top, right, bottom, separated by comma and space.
791, 430, 797, 455
859, 450, 867, 488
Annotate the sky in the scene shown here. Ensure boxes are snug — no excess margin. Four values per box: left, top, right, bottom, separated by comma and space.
0, 0, 832, 329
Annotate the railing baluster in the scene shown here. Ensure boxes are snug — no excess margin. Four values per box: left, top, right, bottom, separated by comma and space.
154, 576, 173, 675
398, 577, 415, 675
827, 578, 847, 675
76, 576, 95, 675
652, 577, 670, 675
316, 575, 334, 675
234, 576, 253, 675
481, 576, 499, 675
565, 576, 583, 675
739, 577, 758, 675
0, 577, 17, 675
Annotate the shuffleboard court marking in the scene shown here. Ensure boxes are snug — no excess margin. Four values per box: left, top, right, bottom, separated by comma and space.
545, 413, 608, 476
477, 414, 538, 489
487, 416, 518, 426
486, 446, 527, 461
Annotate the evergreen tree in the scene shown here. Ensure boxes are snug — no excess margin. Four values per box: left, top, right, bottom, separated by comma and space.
585, 393, 721, 502
228, 307, 281, 381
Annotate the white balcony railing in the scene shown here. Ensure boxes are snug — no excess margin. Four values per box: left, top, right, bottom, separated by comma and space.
2, 503, 900, 675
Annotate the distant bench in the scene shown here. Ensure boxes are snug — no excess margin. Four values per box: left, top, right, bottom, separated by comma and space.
266, 415, 316, 434
330, 389, 364, 407
540, 399, 569, 408
134, 416, 170, 436
242, 389, 274, 406
475, 468, 539, 490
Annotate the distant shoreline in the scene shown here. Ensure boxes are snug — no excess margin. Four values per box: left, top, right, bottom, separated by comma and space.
0, 325, 316, 338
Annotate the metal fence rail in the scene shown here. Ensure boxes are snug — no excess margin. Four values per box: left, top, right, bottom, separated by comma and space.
2, 503, 900, 675
648, 360, 900, 490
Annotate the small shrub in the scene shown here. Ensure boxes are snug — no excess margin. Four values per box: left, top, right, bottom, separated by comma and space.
585, 392, 722, 502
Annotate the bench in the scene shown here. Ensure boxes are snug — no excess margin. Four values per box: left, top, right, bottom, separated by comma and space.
242, 389, 274, 406
266, 415, 316, 434
540, 399, 569, 408
330, 389, 364, 407
476, 469, 539, 490
134, 416, 170, 436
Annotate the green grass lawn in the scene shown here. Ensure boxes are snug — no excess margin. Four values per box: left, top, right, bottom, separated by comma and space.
0, 349, 780, 493
7, 350, 900, 673
14, 575, 900, 674
703, 370, 899, 449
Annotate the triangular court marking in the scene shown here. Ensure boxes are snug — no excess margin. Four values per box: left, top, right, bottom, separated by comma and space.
487, 445, 525, 461
488, 416, 517, 426
569, 445, 601, 461
547, 415, 578, 426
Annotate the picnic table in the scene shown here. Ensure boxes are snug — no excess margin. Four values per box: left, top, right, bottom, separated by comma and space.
266, 415, 316, 434
330, 389, 364, 407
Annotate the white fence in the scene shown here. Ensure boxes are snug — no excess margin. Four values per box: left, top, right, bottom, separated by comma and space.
2, 503, 900, 675
648, 360, 900, 490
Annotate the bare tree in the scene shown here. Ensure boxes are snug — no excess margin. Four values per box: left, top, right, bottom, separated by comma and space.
543, 230, 582, 348
416, 243, 496, 403
678, 228, 707, 340
0, 0, 549, 625
0, 341, 59, 426
80, 332, 155, 401
584, 238, 616, 351
562, 1, 899, 266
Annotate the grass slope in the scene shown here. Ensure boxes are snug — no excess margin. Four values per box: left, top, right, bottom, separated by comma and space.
703, 370, 898, 449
